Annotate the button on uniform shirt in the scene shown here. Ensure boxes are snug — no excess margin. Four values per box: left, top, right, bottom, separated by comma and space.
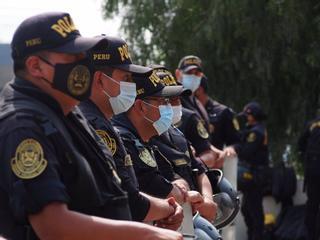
112, 113, 173, 199
205, 98, 241, 151
0, 79, 130, 239
79, 100, 150, 221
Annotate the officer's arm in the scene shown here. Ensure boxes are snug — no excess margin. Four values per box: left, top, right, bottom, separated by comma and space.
29, 202, 183, 240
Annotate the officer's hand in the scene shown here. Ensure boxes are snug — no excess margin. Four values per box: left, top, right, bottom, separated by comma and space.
185, 190, 204, 206
149, 226, 183, 240
195, 196, 217, 222
155, 197, 184, 230
224, 146, 237, 158
210, 145, 225, 168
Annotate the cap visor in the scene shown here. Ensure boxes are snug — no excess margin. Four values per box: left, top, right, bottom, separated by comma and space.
52, 35, 108, 53
182, 65, 202, 73
152, 85, 184, 98
114, 63, 152, 74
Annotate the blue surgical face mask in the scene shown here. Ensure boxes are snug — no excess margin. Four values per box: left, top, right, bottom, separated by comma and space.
143, 101, 173, 135
172, 104, 182, 125
103, 74, 137, 115
182, 74, 202, 92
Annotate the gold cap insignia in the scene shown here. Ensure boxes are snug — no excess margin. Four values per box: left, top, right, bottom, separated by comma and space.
96, 130, 117, 155
310, 121, 320, 131
67, 65, 91, 96
197, 121, 209, 139
139, 148, 157, 167
11, 139, 48, 179
247, 132, 256, 142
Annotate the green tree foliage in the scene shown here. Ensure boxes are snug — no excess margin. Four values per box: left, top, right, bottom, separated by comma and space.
102, 0, 320, 165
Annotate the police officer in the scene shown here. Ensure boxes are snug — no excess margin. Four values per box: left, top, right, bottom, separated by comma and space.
0, 12, 182, 240
238, 101, 269, 240
175, 55, 225, 168
195, 76, 241, 156
298, 116, 320, 240
149, 66, 217, 222
79, 36, 183, 228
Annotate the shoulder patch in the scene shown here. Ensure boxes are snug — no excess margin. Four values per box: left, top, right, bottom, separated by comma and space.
139, 148, 157, 167
96, 129, 117, 156
11, 139, 48, 179
247, 132, 256, 142
197, 121, 209, 139
232, 118, 240, 131
124, 154, 133, 166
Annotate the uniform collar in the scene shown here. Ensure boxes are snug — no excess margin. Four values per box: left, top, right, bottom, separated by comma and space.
12, 77, 64, 115
112, 112, 141, 139
79, 99, 104, 118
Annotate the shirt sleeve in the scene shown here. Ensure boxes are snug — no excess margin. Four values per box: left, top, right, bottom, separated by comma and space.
0, 126, 69, 222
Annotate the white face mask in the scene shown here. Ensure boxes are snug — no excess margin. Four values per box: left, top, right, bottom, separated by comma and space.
143, 101, 173, 135
182, 74, 202, 92
171, 104, 182, 125
103, 74, 137, 115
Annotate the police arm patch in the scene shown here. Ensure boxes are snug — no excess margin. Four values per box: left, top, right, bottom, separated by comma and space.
197, 121, 209, 139
95, 129, 117, 156
246, 132, 256, 142
139, 148, 157, 167
232, 118, 240, 131
11, 139, 48, 179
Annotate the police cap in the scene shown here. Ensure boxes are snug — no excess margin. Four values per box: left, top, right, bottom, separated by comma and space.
89, 36, 151, 74
239, 101, 267, 120
11, 12, 108, 61
177, 55, 202, 73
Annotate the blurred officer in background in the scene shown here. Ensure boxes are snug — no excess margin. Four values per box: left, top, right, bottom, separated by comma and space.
238, 101, 269, 240
0, 12, 182, 240
79, 36, 183, 228
298, 116, 320, 240
175, 56, 224, 169
195, 75, 241, 157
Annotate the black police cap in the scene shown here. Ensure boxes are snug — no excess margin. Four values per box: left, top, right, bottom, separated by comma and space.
177, 55, 202, 73
133, 69, 184, 99
149, 64, 191, 97
239, 101, 267, 120
89, 36, 151, 74
11, 12, 108, 61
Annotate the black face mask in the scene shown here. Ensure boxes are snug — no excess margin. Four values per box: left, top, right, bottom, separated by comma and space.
39, 56, 95, 101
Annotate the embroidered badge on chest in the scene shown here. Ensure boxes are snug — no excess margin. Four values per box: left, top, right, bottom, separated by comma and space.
139, 148, 157, 167
247, 132, 256, 142
197, 121, 209, 139
96, 130, 117, 155
11, 139, 48, 179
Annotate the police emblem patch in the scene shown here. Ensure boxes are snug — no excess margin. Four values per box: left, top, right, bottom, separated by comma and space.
247, 132, 256, 142
139, 148, 157, 167
197, 121, 209, 139
96, 130, 117, 155
232, 118, 240, 131
11, 139, 48, 179
67, 65, 91, 96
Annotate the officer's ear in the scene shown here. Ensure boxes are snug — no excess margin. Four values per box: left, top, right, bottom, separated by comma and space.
25, 56, 45, 78
134, 99, 146, 114
175, 69, 182, 82
93, 71, 104, 88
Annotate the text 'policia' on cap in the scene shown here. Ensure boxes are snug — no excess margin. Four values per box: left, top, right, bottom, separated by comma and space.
11, 12, 108, 60
88, 35, 151, 74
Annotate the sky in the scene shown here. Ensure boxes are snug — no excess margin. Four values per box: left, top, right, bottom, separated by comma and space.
0, 0, 121, 43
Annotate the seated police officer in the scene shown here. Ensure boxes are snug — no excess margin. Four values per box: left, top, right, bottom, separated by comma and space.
175, 55, 225, 168
0, 12, 182, 240
79, 36, 183, 228
195, 76, 241, 157
238, 101, 269, 240
149, 66, 217, 222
